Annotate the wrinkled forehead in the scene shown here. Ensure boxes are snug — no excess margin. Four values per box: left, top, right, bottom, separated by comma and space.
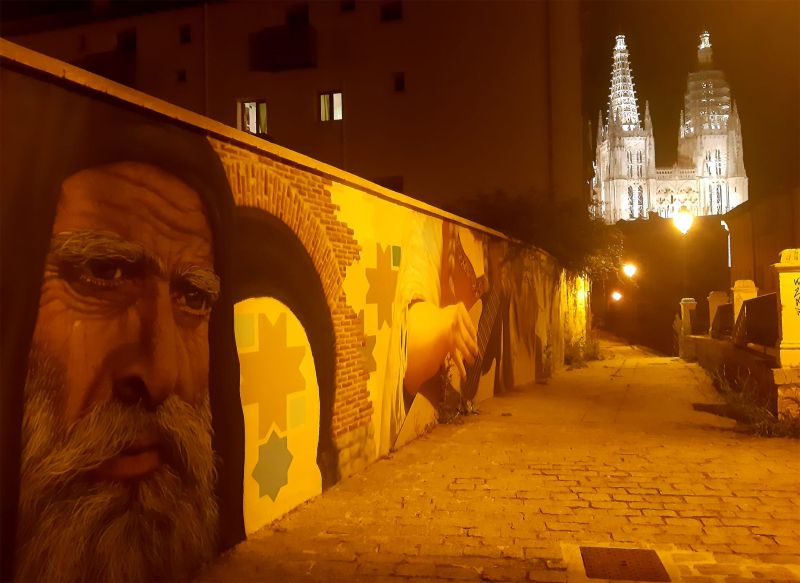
55, 161, 214, 267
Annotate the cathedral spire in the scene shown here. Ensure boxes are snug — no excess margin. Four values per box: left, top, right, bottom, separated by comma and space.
698, 30, 713, 67
644, 101, 653, 133
607, 34, 641, 131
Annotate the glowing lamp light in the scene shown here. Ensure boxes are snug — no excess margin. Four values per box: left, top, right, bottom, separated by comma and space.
673, 206, 694, 235
622, 263, 638, 278
611, 291, 623, 302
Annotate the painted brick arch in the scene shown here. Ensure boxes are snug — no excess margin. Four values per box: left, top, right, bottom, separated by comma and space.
209, 138, 372, 475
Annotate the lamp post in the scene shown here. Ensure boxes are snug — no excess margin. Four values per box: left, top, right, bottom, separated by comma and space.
673, 205, 694, 297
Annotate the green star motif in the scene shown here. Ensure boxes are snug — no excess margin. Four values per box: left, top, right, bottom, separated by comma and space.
252, 430, 293, 501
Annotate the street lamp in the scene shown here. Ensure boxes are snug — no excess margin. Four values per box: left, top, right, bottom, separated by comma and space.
672, 205, 693, 297
673, 205, 694, 235
611, 290, 623, 302
621, 262, 638, 278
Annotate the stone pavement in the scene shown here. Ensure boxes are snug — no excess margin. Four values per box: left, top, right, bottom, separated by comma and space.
199, 339, 800, 582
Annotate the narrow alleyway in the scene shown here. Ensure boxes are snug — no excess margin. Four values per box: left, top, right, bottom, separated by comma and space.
199, 339, 800, 583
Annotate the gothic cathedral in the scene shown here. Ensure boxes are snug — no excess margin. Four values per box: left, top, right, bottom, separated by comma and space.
592, 32, 747, 223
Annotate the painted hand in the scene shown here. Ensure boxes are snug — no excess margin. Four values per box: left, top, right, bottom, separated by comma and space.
442, 302, 479, 379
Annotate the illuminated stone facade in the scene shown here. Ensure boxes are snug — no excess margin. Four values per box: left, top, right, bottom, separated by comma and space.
592, 32, 748, 223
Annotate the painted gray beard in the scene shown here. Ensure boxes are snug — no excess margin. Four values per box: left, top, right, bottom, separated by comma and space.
15, 349, 219, 582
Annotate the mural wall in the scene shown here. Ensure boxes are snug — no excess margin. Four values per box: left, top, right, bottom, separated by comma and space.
0, 42, 589, 581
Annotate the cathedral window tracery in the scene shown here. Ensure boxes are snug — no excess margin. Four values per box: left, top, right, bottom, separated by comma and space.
637, 185, 644, 216
628, 186, 635, 219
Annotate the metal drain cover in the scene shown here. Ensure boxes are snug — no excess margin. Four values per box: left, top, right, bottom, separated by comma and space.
579, 547, 671, 581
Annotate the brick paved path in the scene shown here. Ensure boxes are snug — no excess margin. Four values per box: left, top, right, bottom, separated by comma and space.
199, 340, 800, 582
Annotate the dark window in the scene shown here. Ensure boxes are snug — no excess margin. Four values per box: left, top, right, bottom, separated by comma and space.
177, 69, 187, 83
340, 0, 356, 12
380, 1, 402, 22
393, 71, 405, 92
320, 92, 343, 121
286, 3, 310, 27
250, 24, 317, 72
117, 28, 137, 53
179, 24, 192, 44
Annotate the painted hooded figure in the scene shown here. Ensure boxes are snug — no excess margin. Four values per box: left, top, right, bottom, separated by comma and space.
1, 63, 245, 580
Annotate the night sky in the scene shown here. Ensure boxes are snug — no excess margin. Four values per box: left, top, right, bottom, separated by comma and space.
581, 0, 800, 199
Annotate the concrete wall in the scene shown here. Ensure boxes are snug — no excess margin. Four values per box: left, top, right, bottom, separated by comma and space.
7, 0, 584, 207
1, 40, 589, 542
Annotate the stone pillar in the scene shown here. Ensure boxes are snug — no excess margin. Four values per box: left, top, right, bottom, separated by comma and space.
707, 291, 729, 335
774, 249, 800, 367
731, 279, 758, 322
680, 298, 697, 335
679, 298, 697, 360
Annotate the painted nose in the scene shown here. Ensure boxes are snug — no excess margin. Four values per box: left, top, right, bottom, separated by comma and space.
116, 281, 181, 409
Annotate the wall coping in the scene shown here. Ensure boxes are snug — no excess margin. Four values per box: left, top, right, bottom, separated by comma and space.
0, 38, 511, 240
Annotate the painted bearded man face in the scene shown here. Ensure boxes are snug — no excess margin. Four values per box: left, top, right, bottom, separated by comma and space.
15, 161, 220, 582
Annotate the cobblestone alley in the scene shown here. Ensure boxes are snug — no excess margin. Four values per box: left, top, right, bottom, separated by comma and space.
199, 339, 800, 583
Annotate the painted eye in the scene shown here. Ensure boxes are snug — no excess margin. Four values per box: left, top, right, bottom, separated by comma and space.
180, 288, 210, 311
85, 259, 124, 281
174, 282, 214, 315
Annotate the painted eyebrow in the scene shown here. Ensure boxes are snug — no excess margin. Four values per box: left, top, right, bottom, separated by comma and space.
49, 230, 146, 265
178, 265, 221, 302
49, 230, 220, 299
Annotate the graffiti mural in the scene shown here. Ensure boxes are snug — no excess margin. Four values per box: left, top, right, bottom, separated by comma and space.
235, 297, 322, 534
1, 44, 590, 581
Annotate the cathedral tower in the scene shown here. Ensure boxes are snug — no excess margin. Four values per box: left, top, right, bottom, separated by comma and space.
594, 35, 655, 223
677, 31, 747, 215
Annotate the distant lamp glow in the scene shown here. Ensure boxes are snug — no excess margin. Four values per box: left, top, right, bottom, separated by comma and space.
622, 263, 638, 278
611, 291, 623, 302
673, 206, 694, 235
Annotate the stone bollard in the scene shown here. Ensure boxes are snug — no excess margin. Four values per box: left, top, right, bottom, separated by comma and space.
679, 297, 697, 360
707, 291, 729, 335
732, 279, 758, 322
772, 249, 800, 420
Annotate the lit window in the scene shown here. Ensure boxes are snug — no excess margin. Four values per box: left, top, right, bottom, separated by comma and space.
240, 100, 268, 136
320, 92, 343, 121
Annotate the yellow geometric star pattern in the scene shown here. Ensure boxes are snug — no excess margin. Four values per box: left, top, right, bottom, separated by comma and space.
365, 243, 399, 329
239, 312, 306, 438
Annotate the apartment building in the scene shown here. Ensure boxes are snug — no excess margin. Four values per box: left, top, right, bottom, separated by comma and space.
5, 0, 584, 208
